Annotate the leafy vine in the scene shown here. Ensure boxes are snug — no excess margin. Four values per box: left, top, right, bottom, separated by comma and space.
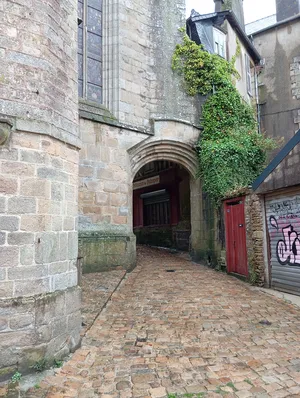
172, 33, 276, 204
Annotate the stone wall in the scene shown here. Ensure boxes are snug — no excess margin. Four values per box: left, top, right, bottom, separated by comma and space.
0, 132, 81, 379
0, 0, 81, 379
78, 117, 205, 271
245, 193, 265, 285
0, 287, 81, 382
102, 0, 201, 130
253, 18, 300, 149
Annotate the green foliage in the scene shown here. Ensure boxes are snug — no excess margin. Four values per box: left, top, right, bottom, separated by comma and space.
31, 359, 47, 372
172, 34, 240, 96
11, 371, 22, 383
53, 359, 63, 368
172, 34, 277, 203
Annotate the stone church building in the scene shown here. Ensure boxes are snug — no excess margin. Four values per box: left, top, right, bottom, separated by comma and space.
0, 0, 258, 378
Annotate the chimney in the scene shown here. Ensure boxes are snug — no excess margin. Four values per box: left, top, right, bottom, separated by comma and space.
276, 0, 300, 22
214, 0, 224, 12
222, 0, 245, 30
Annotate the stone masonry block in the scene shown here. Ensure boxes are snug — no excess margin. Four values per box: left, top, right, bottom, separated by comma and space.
0, 232, 6, 245
0, 197, 5, 213
67, 310, 81, 333
35, 232, 60, 264
65, 185, 76, 201
20, 245, 34, 266
0, 247, 19, 267
48, 261, 69, 275
0, 149, 18, 161
14, 278, 50, 297
104, 181, 119, 193
68, 231, 78, 260
9, 314, 34, 330
95, 192, 109, 205
51, 273, 71, 291
0, 177, 18, 195
20, 150, 47, 164
0, 269, 6, 280
8, 265, 48, 281
51, 182, 64, 201
0, 318, 8, 331
0, 282, 14, 298
8, 197, 36, 214
1, 162, 35, 177
52, 216, 63, 231
7, 232, 34, 245
37, 167, 68, 183
21, 215, 49, 231
59, 232, 68, 261
63, 217, 75, 231
65, 287, 81, 314
20, 179, 49, 198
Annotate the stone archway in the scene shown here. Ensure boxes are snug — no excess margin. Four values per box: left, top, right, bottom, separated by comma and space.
129, 139, 203, 257
129, 139, 198, 178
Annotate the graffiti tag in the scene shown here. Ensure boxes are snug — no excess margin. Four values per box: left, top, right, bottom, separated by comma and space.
275, 225, 300, 266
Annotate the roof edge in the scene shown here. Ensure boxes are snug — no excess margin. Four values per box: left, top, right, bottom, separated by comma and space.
249, 13, 300, 36
188, 10, 261, 64
252, 129, 300, 191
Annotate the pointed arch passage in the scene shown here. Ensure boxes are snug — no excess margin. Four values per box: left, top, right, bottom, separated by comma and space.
129, 139, 203, 257
129, 139, 198, 179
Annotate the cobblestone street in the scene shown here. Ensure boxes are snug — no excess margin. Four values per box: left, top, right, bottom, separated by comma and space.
21, 247, 300, 397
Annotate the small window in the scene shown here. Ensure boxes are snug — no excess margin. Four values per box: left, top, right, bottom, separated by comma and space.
245, 54, 252, 96
213, 28, 226, 58
78, 0, 102, 104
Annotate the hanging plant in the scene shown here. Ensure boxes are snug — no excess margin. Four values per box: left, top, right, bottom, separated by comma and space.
172, 33, 277, 204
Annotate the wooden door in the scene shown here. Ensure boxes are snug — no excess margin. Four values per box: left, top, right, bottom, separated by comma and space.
225, 198, 248, 276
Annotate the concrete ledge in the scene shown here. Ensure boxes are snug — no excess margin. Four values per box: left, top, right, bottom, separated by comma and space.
79, 232, 136, 273
0, 286, 82, 382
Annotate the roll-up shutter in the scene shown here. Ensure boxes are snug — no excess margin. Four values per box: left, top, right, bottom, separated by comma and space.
266, 188, 300, 295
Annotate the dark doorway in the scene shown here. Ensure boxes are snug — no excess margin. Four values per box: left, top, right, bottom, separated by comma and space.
133, 161, 191, 251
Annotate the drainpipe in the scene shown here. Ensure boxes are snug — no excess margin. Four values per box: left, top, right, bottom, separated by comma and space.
254, 65, 261, 134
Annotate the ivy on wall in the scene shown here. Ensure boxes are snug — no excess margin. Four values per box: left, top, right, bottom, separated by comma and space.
172, 33, 276, 204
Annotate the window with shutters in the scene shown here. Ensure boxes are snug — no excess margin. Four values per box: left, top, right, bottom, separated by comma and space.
213, 27, 226, 59
78, 0, 102, 104
245, 54, 252, 96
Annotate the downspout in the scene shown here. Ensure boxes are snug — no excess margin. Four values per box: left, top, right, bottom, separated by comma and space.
254, 65, 261, 134
251, 34, 261, 134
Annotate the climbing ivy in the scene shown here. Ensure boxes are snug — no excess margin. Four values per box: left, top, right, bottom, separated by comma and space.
172, 33, 276, 204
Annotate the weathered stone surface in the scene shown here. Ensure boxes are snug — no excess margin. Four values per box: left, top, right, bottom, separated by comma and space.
0, 216, 19, 231
0, 247, 19, 267
8, 197, 36, 214
7, 232, 34, 245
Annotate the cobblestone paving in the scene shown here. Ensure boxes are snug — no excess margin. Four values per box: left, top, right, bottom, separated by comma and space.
22, 246, 300, 397
81, 270, 126, 336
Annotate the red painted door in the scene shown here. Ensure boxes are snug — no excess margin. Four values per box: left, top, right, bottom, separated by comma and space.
225, 198, 248, 276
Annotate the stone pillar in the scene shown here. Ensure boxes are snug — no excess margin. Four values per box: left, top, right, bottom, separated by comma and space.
0, 0, 81, 380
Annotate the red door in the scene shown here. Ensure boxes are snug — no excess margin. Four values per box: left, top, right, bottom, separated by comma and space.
224, 198, 248, 276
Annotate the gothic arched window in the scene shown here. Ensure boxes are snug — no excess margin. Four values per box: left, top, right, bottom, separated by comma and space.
78, 0, 102, 104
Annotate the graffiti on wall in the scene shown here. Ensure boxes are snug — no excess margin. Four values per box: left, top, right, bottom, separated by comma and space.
268, 196, 300, 267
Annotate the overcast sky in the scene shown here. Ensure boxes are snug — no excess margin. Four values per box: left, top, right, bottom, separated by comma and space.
186, 0, 276, 24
